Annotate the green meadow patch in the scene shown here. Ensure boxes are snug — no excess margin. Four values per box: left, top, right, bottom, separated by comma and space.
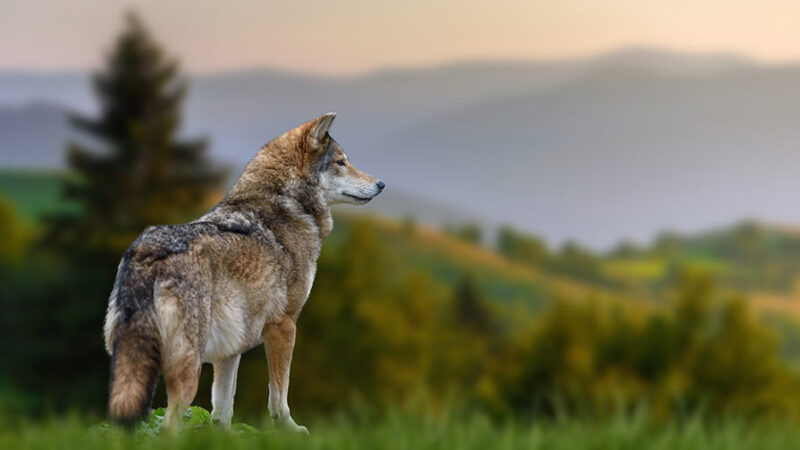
3, 407, 800, 450
603, 258, 667, 283
0, 170, 78, 221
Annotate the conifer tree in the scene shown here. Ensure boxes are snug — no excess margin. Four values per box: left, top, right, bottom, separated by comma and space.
25, 13, 226, 411
52, 12, 225, 256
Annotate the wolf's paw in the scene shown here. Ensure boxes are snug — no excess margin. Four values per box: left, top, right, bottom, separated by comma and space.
210, 416, 232, 430
273, 415, 309, 435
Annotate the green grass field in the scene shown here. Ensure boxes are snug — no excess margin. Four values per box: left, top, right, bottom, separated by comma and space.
0, 169, 77, 221
3, 408, 800, 450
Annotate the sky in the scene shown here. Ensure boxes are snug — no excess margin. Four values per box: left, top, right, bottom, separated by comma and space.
2, 0, 800, 75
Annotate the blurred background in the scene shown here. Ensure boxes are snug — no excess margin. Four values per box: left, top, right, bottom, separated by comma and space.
4, 0, 800, 427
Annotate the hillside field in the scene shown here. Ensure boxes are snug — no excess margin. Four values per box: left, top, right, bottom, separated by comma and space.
0, 170, 602, 308
6, 170, 800, 313
0, 169, 77, 221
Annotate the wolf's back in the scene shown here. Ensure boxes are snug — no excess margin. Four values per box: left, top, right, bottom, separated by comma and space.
105, 249, 162, 426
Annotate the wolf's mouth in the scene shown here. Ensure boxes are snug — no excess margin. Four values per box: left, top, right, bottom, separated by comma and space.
343, 193, 372, 203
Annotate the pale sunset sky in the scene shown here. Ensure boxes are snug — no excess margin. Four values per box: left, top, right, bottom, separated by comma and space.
1, 0, 798, 74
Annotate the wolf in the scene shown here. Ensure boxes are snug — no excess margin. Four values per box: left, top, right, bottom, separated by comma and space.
103, 113, 384, 433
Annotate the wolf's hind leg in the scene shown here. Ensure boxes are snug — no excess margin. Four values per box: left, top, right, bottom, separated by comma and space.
163, 355, 201, 432
211, 354, 241, 428
263, 315, 307, 434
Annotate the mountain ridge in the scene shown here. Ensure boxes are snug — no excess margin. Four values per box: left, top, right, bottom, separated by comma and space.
2, 47, 799, 247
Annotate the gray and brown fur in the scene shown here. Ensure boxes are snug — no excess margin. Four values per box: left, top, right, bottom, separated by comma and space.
103, 113, 384, 432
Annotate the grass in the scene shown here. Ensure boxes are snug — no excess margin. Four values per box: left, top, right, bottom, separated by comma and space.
0, 169, 77, 220
3, 407, 800, 450
602, 258, 667, 283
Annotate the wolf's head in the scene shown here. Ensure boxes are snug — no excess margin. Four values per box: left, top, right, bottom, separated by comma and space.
302, 112, 385, 205
233, 113, 384, 209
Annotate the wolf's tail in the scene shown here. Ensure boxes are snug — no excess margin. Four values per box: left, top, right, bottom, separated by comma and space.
107, 261, 162, 427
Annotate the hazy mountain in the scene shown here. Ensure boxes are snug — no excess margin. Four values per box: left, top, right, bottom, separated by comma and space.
0, 103, 70, 167
7, 47, 800, 247
381, 64, 800, 247
0, 72, 91, 111
0, 47, 754, 166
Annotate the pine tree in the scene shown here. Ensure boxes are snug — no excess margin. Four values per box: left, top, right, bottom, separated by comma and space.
18, 13, 226, 412
51, 12, 225, 256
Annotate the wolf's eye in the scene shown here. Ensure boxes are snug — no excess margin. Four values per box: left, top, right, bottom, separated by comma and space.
336, 159, 346, 167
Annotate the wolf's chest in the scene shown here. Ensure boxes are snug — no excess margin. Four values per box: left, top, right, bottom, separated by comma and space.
202, 280, 278, 361
201, 255, 318, 361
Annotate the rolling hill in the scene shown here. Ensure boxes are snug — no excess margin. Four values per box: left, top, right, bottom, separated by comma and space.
0, 170, 594, 308
4, 170, 800, 313
4, 168, 800, 366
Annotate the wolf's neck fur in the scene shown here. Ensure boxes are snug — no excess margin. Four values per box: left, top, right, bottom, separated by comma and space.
208, 127, 333, 241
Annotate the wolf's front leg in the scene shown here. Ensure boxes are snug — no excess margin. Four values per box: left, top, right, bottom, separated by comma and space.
263, 315, 308, 434
211, 354, 241, 428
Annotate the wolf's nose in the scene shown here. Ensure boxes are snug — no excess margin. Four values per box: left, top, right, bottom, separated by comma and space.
376, 181, 385, 191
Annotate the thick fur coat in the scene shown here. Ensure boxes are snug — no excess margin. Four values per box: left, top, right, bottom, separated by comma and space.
103, 113, 384, 432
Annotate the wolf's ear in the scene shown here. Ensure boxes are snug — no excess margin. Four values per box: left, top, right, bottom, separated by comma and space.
308, 112, 337, 146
